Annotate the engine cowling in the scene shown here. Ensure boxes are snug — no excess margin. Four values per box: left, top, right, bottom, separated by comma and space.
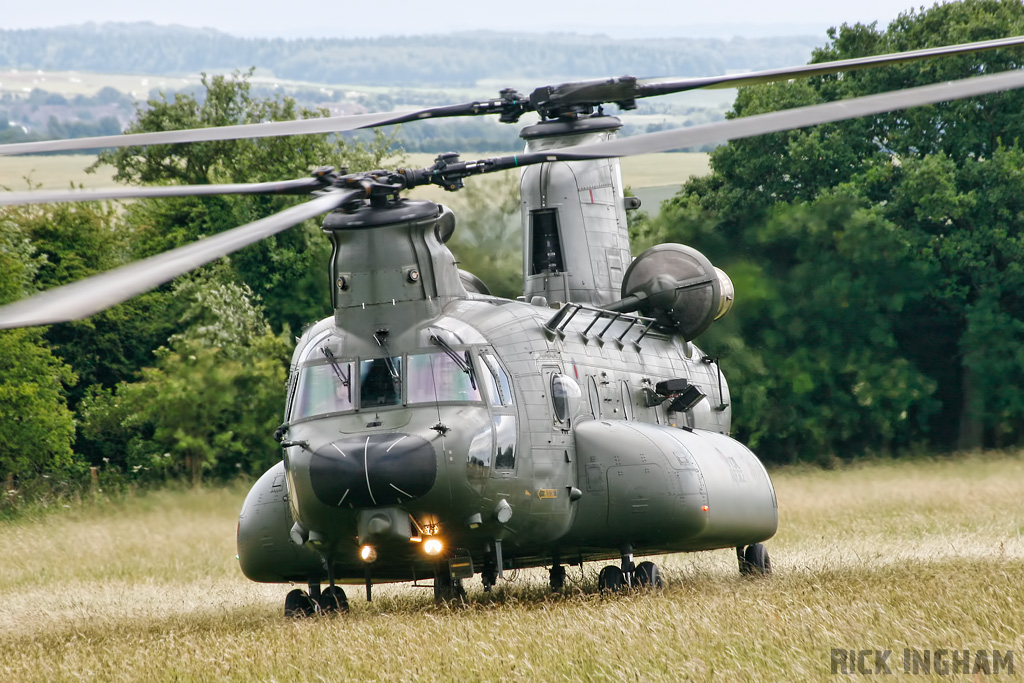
620, 243, 734, 340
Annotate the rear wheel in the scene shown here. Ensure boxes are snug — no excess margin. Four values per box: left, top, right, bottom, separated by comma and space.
743, 543, 771, 576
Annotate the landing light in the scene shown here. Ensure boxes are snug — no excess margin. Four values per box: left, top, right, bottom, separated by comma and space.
360, 545, 377, 562
424, 538, 444, 556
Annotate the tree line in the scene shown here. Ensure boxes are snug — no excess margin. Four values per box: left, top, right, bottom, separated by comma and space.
631, 0, 1024, 462
0, 23, 821, 87
3, 0, 1024, 509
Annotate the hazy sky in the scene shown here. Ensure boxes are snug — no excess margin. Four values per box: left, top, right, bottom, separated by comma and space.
5, 0, 917, 39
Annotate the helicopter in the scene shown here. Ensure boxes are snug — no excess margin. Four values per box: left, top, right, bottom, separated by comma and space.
2, 34, 1024, 615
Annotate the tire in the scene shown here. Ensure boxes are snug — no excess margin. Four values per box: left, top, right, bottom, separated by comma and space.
550, 565, 566, 591
319, 586, 349, 613
284, 588, 317, 617
743, 543, 771, 576
634, 561, 663, 589
597, 565, 624, 593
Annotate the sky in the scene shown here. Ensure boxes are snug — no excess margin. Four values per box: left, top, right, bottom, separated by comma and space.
5, 0, 917, 39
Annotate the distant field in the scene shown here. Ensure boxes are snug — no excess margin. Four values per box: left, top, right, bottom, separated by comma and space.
1, 454, 1021, 681
0, 155, 116, 190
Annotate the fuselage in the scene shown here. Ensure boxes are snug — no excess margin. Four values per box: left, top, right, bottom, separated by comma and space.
238, 290, 777, 584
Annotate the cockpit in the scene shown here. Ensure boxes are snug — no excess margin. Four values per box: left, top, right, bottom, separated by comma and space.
289, 345, 513, 421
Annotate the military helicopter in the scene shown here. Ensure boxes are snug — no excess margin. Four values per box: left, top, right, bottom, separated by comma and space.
2, 34, 1024, 615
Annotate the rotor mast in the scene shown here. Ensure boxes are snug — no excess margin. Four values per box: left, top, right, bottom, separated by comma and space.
519, 116, 636, 308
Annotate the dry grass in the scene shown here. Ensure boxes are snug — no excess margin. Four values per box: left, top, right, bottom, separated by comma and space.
2, 454, 1023, 681
0, 155, 117, 191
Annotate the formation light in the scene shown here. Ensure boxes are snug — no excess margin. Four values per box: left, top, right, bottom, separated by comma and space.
359, 545, 378, 562
423, 538, 444, 556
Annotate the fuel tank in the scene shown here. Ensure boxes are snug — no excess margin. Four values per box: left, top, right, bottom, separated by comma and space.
236, 461, 324, 582
566, 420, 777, 551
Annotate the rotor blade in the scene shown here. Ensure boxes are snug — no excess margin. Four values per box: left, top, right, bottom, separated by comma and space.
0, 101, 507, 157
636, 35, 1024, 97
0, 177, 325, 207
528, 68, 1024, 161
0, 190, 354, 329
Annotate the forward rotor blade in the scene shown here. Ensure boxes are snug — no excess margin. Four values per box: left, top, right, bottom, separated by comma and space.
0, 190, 354, 328
0, 177, 325, 207
530, 68, 1024, 161
636, 35, 1024, 96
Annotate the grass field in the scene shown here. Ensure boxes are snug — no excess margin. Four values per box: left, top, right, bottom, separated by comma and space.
1, 454, 1021, 681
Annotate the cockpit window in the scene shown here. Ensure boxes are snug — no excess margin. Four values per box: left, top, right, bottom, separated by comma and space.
407, 352, 482, 404
479, 351, 514, 407
293, 361, 355, 419
360, 357, 403, 407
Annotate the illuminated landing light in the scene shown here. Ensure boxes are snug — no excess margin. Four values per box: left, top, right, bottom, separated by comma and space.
424, 538, 444, 556
702, 505, 710, 512
360, 545, 378, 563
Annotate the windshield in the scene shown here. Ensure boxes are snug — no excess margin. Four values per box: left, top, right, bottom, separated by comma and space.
360, 357, 403, 407
293, 361, 355, 419
407, 352, 482, 404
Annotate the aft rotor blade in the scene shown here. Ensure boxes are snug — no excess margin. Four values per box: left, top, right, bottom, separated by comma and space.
636, 35, 1024, 96
0, 190, 354, 328
0, 103, 500, 156
529, 68, 1024, 161
0, 177, 325, 206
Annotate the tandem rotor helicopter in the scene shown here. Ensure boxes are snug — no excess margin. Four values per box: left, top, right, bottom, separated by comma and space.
2, 34, 1024, 615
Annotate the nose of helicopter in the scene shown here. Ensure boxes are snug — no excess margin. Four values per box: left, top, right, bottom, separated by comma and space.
308, 433, 437, 508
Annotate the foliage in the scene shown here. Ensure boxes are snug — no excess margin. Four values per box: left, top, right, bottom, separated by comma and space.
91, 70, 397, 333
79, 272, 290, 484
640, 0, 1024, 460
445, 173, 523, 299
0, 217, 79, 480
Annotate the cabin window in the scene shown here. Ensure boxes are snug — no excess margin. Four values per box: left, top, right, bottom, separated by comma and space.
479, 351, 514, 406
406, 352, 481, 404
292, 361, 355, 419
551, 373, 582, 424
360, 357, 403, 407
494, 415, 517, 470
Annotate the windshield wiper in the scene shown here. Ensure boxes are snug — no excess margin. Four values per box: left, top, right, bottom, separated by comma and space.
429, 334, 477, 390
321, 346, 351, 403
373, 329, 401, 384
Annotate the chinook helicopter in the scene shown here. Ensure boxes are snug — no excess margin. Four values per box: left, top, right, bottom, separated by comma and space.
2, 35, 1024, 615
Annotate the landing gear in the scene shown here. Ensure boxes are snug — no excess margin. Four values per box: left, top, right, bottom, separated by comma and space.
738, 543, 772, 576
599, 547, 662, 593
434, 564, 467, 603
319, 585, 350, 613
284, 588, 317, 617
549, 564, 566, 591
597, 565, 624, 592
634, 560, 663, 589
481, 566, 497, 592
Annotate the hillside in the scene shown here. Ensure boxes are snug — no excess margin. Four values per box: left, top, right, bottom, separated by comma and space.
0, 23, 823, 87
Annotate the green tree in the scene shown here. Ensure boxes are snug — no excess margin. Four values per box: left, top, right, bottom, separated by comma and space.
92, 70, 398, 332
446, 173, 523, 299
0, 217, 78, 481
646, 0, 1024, 458
80, 271, 290, 484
